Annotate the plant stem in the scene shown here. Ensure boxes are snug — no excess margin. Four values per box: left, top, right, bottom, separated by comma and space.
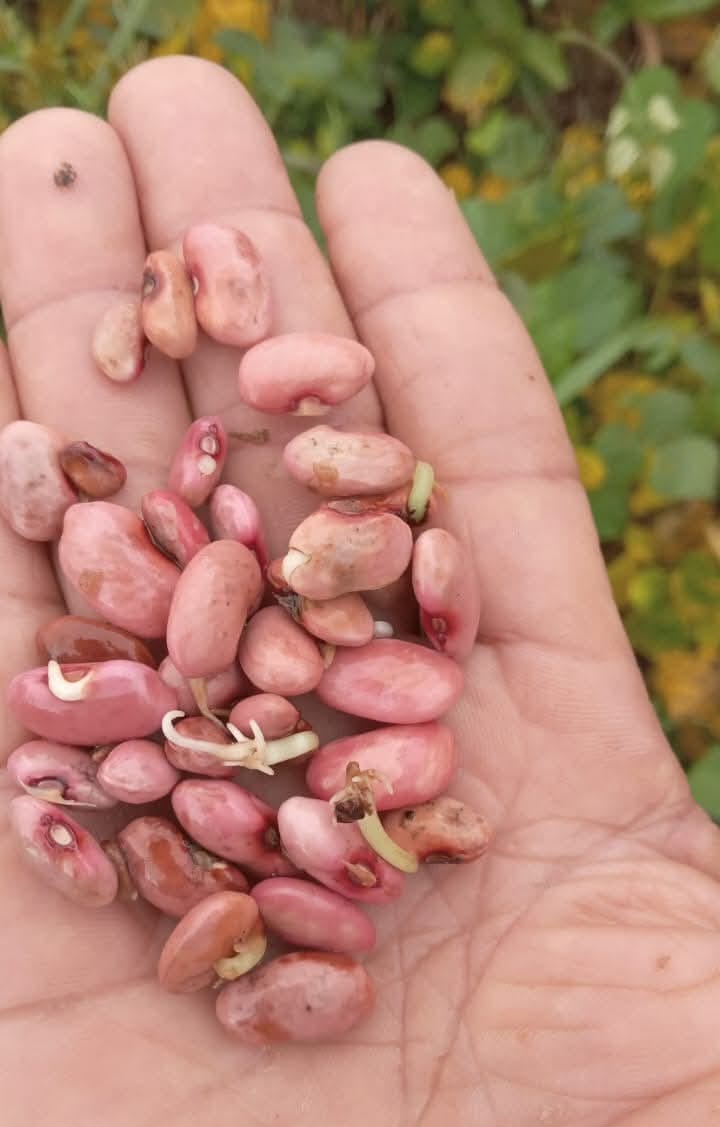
57, 0, 90, 50
556, 28, 630, 82
84, 0, 152, 108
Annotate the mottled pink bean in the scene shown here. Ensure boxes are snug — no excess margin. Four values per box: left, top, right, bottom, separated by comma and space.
283, 425, 415, 497
412, 527, 480, 661
237, 606, 324, 695
228, 694, 302, 740
216, 952, 375, 1044
141, 489, 210, 568
141, 249, 197, 359
163, 715, 237, 778
167, 416, 228, 508
252, 877, 376, 954
159, 658, 249, 717
59, 502, 180, 637
383, 797, 492, 864
10, 796, 118, 906
37, 615, 157, 668
166, 541, 262, 679
183, 224, 271, 347
7, 740, 116, 809
7, 660, 178, 745
58, 441, 127, 500
295, 593, 374, 647
305, 722, 457, 810
117, 816, 248, 917
0, 421, 77, 540
172, 780, 295, 878
277, 796, 404, 904
209, 484, 268, 572
282, 509, 413, 599
91, 299, 145, 383
238, 333, 373, 416
158, 891, 264, 993
96, 740, 181, 803
316, 638, 464, 723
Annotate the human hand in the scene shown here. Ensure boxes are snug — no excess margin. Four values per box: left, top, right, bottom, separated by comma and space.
2, 55, 720, 1127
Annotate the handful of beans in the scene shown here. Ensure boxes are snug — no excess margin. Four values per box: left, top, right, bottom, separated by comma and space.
0, 223, 489, 1045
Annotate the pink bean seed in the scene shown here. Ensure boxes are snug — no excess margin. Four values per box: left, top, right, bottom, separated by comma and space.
183, 224, 271, 347
58, 441, 127, 500
9, 795, 118, 907
37, 615, 158, 668
158, 891, 264, 993
305, 722, 457, 810
7, 739, 116, 809
167, 416, 228, 508
252, 877, 376, 954
316, 638, 464, 724
238, 333, 373, 416
383, 797, 492, 864
163, 715, 237, 778
7, 660, 178, 745
117, 816, 248, 917
91, 299, 145, 383
277, 796, 405, 904
237, 606, 324, 696
96, 740, 181, 804
412, 527, 480, 661
59, 501, 180, 637
101, 837, 138, 900
166, 541, 262, 679
294, 592, 374, 647
141, 249, 197, 359
172, 780, 295, 878
281, 509, 413, 599
209, 484, 268, 573
282, 425, 415, 497
158, 657, 249, 717
326, 482, 429, 525
0, 421, 77, 540
228, 694, 302, 740
215, 952, 375, 1044
141, 489, 210, 568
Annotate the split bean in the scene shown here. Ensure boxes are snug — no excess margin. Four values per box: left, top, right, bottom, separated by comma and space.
251, 877, 376, 954
0, 421, 77, 540
141, 249, 197, 359
141, 489, 210, 568
183, 223, 271, 347
281, 509, 413, 599
316, 638, 464, 724
215, 952, 375, 1044
59, 501, 180, 638
166, 540, 262, 679
117, 816, 248, 917
238, 333, 373, 416
10, 796, 118, 907
283, 425, 415, 497
7, 740, 116, 809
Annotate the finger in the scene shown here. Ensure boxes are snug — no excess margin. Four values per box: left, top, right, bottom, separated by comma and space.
316, 141, 631, 659
0, 341, 64, 759
107, 57, 384, 558
0, 109, 191, 517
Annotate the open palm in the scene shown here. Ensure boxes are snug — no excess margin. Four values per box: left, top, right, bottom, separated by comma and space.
2, 56, 720, 1127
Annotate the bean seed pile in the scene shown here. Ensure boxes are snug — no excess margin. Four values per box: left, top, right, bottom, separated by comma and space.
1, 223, 489, 1045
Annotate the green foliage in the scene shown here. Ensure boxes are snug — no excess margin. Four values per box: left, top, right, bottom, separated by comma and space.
2, 0, 720, 800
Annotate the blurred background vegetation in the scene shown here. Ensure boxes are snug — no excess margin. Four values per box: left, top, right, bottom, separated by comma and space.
2, 0, 720, 809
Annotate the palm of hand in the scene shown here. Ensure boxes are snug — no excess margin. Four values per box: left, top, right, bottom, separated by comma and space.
1, 57, 720, 1127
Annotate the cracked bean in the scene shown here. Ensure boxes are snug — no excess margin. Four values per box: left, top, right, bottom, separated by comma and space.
383, 797, 492, 863
141, 489, 211, 568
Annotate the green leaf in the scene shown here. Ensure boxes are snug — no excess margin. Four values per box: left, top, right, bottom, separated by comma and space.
464, 109, 508, 156
487, 114, 549, 178
681, 335, 720, 383
460, 198, 519, 267
699, 203, 720, 273
553, 319, 646, 406
443, 45, 516, 120
387, 115, 458, 166
632, 388, 695, 442
649, 435, 720, 500
520, 30, 570, 91
688, 747, 720, 820
419, 0, 460, 26
701, 28, 720, 95
593, 0, 632, 43
573, 182, 642, 249
588, 423, 644, 541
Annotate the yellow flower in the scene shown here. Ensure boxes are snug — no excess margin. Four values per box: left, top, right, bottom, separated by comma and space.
205, 0, 271, 41
560, 124, 602, 160
587, 369, 658, 428
439, 162, 474, 199
646, 219, 698, 268
410, 31, 454, 78
564, 165, 602, 200
475, 172, 511, 201
652, 649, 720, 734
627, 567, 666, 612
575, 446, 607, 491
629, 480, 667, 517
619, 172, 654, 206
624, 524, 654, 564
558, 125, 603, 198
